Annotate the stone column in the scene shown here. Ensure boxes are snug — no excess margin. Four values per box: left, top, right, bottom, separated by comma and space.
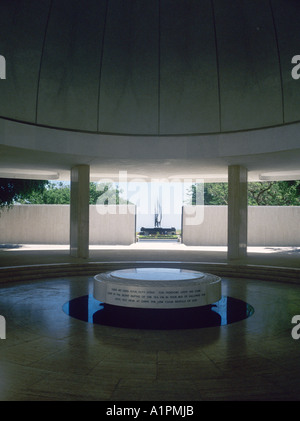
70, 165, 90, 258
227, 165, 248, 260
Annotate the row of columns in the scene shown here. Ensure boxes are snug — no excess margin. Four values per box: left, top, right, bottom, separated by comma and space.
69, 164, 248, 261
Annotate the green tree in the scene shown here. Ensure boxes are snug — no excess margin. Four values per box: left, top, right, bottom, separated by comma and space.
18, 182, 70, 204
0, 178, 48, 209
204, 183, 228, 205
187, 181, 300, 206
187, 183, 228, 205
89, 182, 129, 205
17, 181, 130, 205
248, 181, 300, 205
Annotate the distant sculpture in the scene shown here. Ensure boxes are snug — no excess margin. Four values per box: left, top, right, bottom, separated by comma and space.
140, 198, 176, 237
154, 199, 162, 228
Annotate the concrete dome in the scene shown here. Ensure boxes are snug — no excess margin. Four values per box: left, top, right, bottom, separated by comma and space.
0, 0, 300, 182
0, 0, 300, 135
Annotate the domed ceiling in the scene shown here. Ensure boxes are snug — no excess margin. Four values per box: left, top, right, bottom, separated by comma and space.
0, 0, 300, 136
0, 0, 300, 182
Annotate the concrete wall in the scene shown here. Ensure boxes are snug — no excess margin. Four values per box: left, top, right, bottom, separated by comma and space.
182, 206, 228, 246
0, 205, 136, 245
248, 206, 300, 247
90, 205, 136, 245
0, 205, 69, 245
182, 206, 300, 247
0, 204, 299, 247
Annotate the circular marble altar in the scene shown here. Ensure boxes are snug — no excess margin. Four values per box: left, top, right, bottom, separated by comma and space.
93, 268, 221, 309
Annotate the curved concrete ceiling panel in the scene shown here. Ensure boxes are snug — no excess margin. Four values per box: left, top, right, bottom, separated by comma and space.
0, 0, 300, 136
0, 0, 51, 123
98, 0, 159, 134
37, 0, 106, 132
214, 0, 282, 132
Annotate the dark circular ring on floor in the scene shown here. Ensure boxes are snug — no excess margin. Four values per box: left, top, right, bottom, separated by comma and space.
62, 295, 254, 330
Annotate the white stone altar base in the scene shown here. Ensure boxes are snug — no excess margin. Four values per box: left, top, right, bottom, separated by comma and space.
93, 268, 221, 309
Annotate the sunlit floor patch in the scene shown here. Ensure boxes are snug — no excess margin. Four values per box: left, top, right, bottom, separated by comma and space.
62, 295, 254, 330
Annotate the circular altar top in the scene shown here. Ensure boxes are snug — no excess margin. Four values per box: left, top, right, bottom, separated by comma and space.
93, 267, 222, 308
94, 268, 220, 289
110, 268, 205, 282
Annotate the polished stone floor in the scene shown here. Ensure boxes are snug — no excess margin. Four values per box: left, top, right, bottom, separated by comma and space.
1, 273, 300, 401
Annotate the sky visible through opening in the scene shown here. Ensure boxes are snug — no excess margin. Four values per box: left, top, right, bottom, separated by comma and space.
119, 181, 194, 230
51, 180, 198, 230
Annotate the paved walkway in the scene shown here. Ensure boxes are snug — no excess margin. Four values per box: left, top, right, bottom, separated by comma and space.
0, 242, 299, 268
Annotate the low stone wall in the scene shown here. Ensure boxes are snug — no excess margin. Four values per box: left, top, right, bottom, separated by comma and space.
182, 206, 227, 246
182, 205, 300, 246
0, 204, 136, 245
0, 204, 299, 247
90, 205, 136, 245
